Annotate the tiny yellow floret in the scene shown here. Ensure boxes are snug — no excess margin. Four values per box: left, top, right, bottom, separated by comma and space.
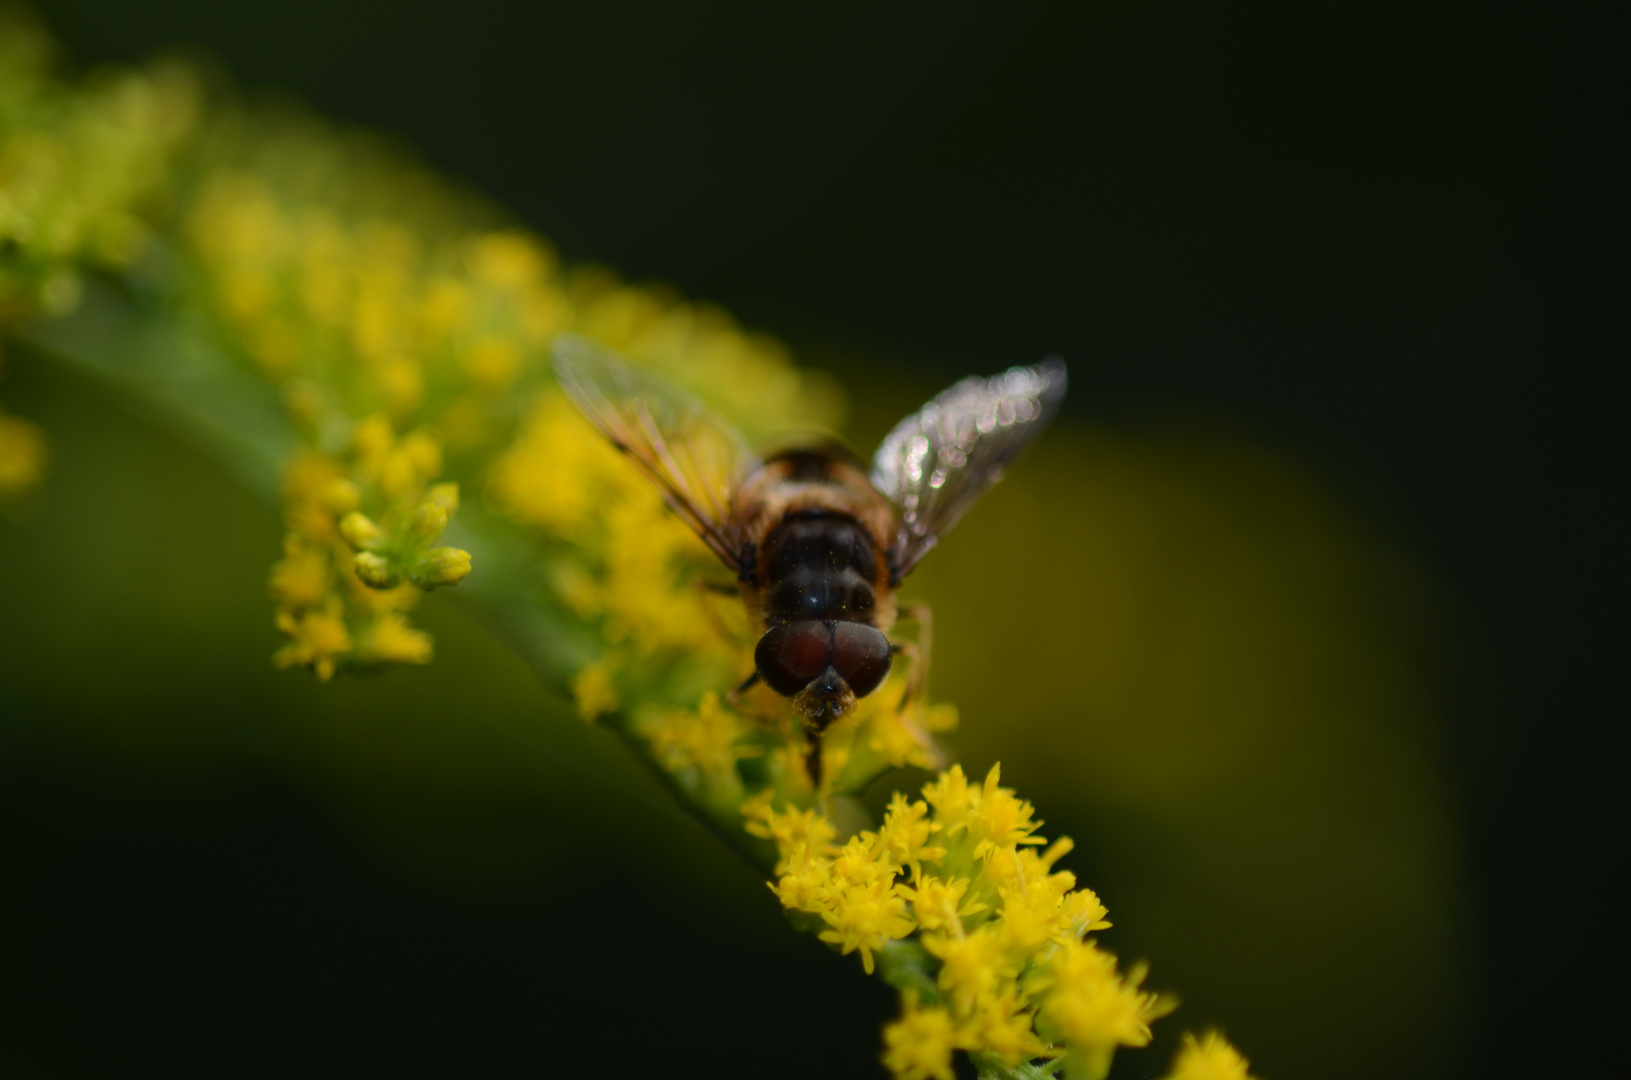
881, 1002, 958, 1080
354, 611, 433, 666
899, 875, 982, 933
570, 655, 621, 722
921, 764, 978, 834
967, 763, 1046, 859
818, 877, 916, 975
1160, 1032, 1260, 1080
923, 925, 1013, 1015
267, 543, 331, 609
879, 792, 947, 881
1029, 939, 1173, 1054
0, 412, 47, 501
640, 692, 759, 795
957, 987, 1045, 1066
273, 600, 352, 681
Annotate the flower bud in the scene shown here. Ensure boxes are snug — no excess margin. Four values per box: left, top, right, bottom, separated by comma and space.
338, 511, 382, 550
353, 551, 400, 589
321, 479, 361, 515
404, 501, 448, 545
410, 546, 471, 589
426, 482, 460, 513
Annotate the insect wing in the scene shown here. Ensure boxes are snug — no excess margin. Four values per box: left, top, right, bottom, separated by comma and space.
871, 359, 1067, 580
553, 334, 760, 573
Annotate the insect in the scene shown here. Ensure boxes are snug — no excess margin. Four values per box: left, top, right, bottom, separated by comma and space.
554, 335, 1067, 785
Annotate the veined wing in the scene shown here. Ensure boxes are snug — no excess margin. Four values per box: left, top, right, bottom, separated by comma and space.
553, 334, 760, 573
871, 359, 1067, 581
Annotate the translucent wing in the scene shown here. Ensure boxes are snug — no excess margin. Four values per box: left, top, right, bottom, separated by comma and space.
871, 359, 1067, 581
553, 334, 760, 573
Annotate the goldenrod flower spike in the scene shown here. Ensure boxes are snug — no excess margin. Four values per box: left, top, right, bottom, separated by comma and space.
0, 17, 1270, 1079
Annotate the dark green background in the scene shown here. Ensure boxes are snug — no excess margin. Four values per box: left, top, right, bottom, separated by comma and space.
5, 2, 1612, 1077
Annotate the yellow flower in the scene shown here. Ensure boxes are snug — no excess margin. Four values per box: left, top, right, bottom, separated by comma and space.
879, 793, 947, 881
570, 654, 621, 722
898, 875, 983, 934
0, 11, 198, 320
377, 356, 423, 415
0, 411, 47, 501
459, 335, 522, 391
273, 599, 352, 681
862, 692, 943, 770
1029, 939, 1173, 1055
817, 876, 915, 975
1160, 1032, 1259, 1080
957, 987, 1045, 1066
280, 452, 351, 543
743, 799, 838, 872
1057, 887, 1112, 940
923, 925, 1013, 1016
771, 857, 832, 915
640, 692, 758, 784
967, 763, 1045, 859
986, 844, 1098, 957
353, 611, 433, 666
921, 764, 978, 835
830, 832, 899, 890
922, 701, 958, 733
466, 231, 554, 290
267, 542, 331, 610
881, 1001, 958, 1080
487, 392, 618, 538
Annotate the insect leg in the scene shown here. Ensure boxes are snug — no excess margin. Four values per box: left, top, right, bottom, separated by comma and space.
889, 603, 946, 768
692, 576, 741, 643
894, 602, 934, 713
725, 669, 776, 719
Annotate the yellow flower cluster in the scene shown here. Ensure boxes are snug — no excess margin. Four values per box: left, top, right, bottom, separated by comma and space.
490, 389, 736, 659
748, 764, 1170, 1080
178, 97, 842, 681
0, 9, 200, 502
267, 420, 465, 680
182, 167, 540, 673
0, 9, 199, 324
637, 691, 762, 809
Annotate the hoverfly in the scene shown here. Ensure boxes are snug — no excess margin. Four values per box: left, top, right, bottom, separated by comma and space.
554, 335, 1067, 784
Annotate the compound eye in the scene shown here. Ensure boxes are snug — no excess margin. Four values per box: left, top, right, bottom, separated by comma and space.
755, 621, 832, 697
830, 622, 892, 699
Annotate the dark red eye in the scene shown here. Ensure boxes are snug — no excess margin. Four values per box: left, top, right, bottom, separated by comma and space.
755, 621, 833, 696
831, 622, 891, 699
